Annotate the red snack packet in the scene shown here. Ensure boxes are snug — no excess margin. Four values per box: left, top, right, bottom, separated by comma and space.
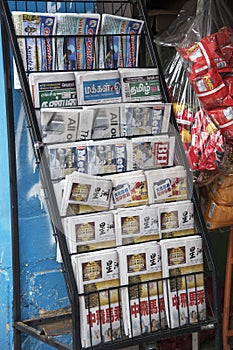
177, 42, 210, 77
188, 109, 219, 170
223, 74, 233, 96
190, 68, 231, 110
207, 106, 233, 140
216, 27, 233, 49
200, 32, 232, 74
198, 130, 226, 171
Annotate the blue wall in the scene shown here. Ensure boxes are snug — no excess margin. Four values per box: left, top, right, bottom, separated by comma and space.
0, 22, 72, 350
0, 26, 13, 349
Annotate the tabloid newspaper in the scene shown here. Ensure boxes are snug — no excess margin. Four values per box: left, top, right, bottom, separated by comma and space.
75, 70, 122, 105
115, 204, 160, 246
118, 242, 165, 338
145, 165, 188, 204
55, 13, 100, 70
105, 170, 148, 209
29, 72, 77, 108
129, 135, 175, 171
40, 108, 80, 143
121, 102, 171, 137
46, 138, 131, 180
71, 249, 122, 348
160, 236, 206, 329
60, 171, 112, 216
158, 200, 195, 239
63, 211, 116, 254
99, 14, 144, 69
119, 68, 162, 102
12, 11, 56, 88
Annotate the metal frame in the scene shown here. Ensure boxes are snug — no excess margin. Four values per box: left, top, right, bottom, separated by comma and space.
0, 0, 223, 349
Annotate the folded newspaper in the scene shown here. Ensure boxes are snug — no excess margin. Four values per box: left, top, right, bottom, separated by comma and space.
105, 170, 148, 209
46, 138, 131, 180
62, 211, 116, 253
60, 171, 112, 216
158, 200, 195, 239
118, 242, 165, 337
55, 13, 100, 70
119, 68, 162, 102
115, 204, 160, 246
99, 14, 144, 69
75, 70, 122, 105
121, 102, 171, 137
72, 249, 122, 348
40, 108, 80, 143
29, 72, 77, 108
12, 11, 56, 88
160, 235, 206, 328
129, 135, 175, 171
145, 165, 188, 204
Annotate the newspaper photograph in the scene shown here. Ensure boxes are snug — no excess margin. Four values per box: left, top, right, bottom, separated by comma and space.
87, 139, 130, 175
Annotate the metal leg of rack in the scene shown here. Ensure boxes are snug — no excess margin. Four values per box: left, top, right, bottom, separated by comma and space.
192, 332, 199, 350
222, 228, 233, 350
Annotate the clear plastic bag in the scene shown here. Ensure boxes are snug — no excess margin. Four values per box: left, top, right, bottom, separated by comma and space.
155, 0, 233, 185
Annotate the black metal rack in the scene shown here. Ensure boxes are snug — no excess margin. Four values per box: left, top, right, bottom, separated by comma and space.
0, 0, 223, 349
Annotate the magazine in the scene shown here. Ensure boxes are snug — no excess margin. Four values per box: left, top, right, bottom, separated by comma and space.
160, 235, 206, 328
129, 135, 175, 171
99, 14, 144, 69
115, 204, 160, 246
29, 72, 77, 108
60, 171, 112, 216
40, 108, 80, 143
75, 70, 122, 105
71, 249, 122, 348
46, 139, 130, 180
121, 102, 171, 137
119, 68, 162, 102
12, 11, 56, 88
105, 170, 148, 209
118, 242, 165, 337
158, 200, 195, 239
55, 13, 100, 70
145, 165, 188, 204
63, 211, 116, 253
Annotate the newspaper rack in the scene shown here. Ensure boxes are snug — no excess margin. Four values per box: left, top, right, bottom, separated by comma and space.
0, 0, 223, 349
